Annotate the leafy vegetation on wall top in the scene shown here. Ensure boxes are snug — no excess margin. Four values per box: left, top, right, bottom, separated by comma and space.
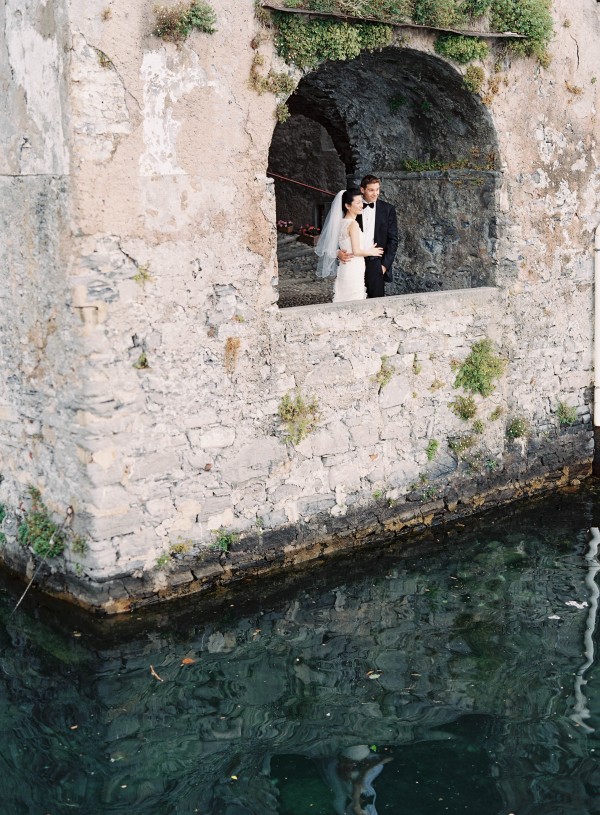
274, 15, 393, 68
268, 0, 553, 67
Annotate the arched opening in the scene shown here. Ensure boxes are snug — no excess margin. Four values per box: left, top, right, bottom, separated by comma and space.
268, 46, 501, 308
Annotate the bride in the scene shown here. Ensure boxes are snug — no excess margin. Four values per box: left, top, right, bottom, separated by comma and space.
315, 188, 384, 303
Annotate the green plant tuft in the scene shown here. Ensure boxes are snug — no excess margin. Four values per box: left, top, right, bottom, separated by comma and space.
282, 0, 413, 23
133, 351, 149, 370
556, 400, 578, 427
489, 406, 504, 421
153, 1, 216, 43
426, 439, 439, 461
490, 0, 553, 62
448, 434, 476, 457
273, 14, 392, 69
373, 355, 395, 390
155, 553, 170, 569
17, 490, 67, 558
421, 484, 439, 501
464, 64, 485, 93
71, 536, 88, 556
278, 390, 320, 445
170, 539, 191, 555
450, 394, 477, 420
506, 416, 529, 439
412, 0, 464, 27
0, 503, 5, 526
254, 0, 272, 26
472, 418, 485, 434
98, 50, 114, 69
276, 102, 291, 123
211, 528, 238, 552
454, 339, 506, 397
133, 264, 154, 286
250, 53, 297, 95
463, 0, 492, 15
434, 34, 490, 64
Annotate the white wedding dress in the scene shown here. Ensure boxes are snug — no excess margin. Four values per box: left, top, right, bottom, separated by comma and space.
333, 219, 367, 303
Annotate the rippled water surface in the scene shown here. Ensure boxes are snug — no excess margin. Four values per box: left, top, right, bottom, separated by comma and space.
2, 485, 600, 814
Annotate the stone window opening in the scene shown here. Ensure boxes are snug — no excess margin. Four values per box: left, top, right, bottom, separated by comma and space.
268, 47, 502, 309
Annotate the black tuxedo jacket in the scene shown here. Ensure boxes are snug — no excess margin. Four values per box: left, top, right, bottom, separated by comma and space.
357, 199, 399, 282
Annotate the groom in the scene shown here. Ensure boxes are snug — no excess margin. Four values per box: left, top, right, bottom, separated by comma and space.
338, 174, 399, 298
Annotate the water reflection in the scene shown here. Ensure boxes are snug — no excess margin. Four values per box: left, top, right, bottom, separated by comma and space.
1, 486, 600, 814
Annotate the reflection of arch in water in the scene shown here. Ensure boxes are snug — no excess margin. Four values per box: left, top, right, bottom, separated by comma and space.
268, 47, 502, 300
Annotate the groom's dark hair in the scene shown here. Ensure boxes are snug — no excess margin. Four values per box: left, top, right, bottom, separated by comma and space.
341, 188, 362, 211
360, 174, 381, 187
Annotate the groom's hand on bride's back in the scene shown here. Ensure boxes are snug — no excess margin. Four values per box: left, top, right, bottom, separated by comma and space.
337, 249, 353, 264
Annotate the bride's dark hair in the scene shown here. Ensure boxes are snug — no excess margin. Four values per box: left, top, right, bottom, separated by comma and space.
342, 188, 362, 212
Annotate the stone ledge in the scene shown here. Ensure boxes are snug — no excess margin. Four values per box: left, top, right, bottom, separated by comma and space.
0, 455, 591, 616
278, 286, 500, 317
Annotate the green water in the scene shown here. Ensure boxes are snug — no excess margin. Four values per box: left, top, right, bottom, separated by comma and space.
2, 485, 600, 814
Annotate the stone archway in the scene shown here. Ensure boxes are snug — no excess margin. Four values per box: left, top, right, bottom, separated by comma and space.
269, 46, 501, 306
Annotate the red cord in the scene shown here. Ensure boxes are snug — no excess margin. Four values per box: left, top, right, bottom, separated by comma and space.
267, 170, 336, 197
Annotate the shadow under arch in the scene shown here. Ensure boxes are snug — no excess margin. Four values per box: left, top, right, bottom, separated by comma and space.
269, 46, 502, 307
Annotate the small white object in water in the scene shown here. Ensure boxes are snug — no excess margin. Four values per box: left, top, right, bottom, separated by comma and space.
565, 601, 589, 609
548, 615, 561, 620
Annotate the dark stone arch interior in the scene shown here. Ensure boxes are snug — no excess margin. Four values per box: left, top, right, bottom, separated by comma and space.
269, 47, 501, 307
270, 114, 346, 231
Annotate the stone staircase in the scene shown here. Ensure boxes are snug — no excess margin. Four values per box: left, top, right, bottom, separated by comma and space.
277, 233, 334, 308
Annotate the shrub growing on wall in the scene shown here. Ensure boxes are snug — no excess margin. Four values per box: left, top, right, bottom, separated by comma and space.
273, 15, 393, 68
435, 34, 489, 63
153, 1, 216, 42
412, 0, 463, 28
268, 0, 553, 67
490, 0, 553, 59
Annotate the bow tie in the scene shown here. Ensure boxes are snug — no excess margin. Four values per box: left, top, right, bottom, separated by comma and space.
363, 202, 374, 208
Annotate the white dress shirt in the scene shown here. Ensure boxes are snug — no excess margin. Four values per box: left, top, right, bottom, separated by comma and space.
362, 202, 376, 251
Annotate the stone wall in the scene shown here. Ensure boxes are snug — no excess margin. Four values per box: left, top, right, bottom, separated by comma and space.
383, 170, 499, 293
0, 0, 598, 613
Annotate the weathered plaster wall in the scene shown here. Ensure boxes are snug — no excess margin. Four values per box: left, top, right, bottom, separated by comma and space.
0, 0, 598, 612
0, 1, 89, 535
